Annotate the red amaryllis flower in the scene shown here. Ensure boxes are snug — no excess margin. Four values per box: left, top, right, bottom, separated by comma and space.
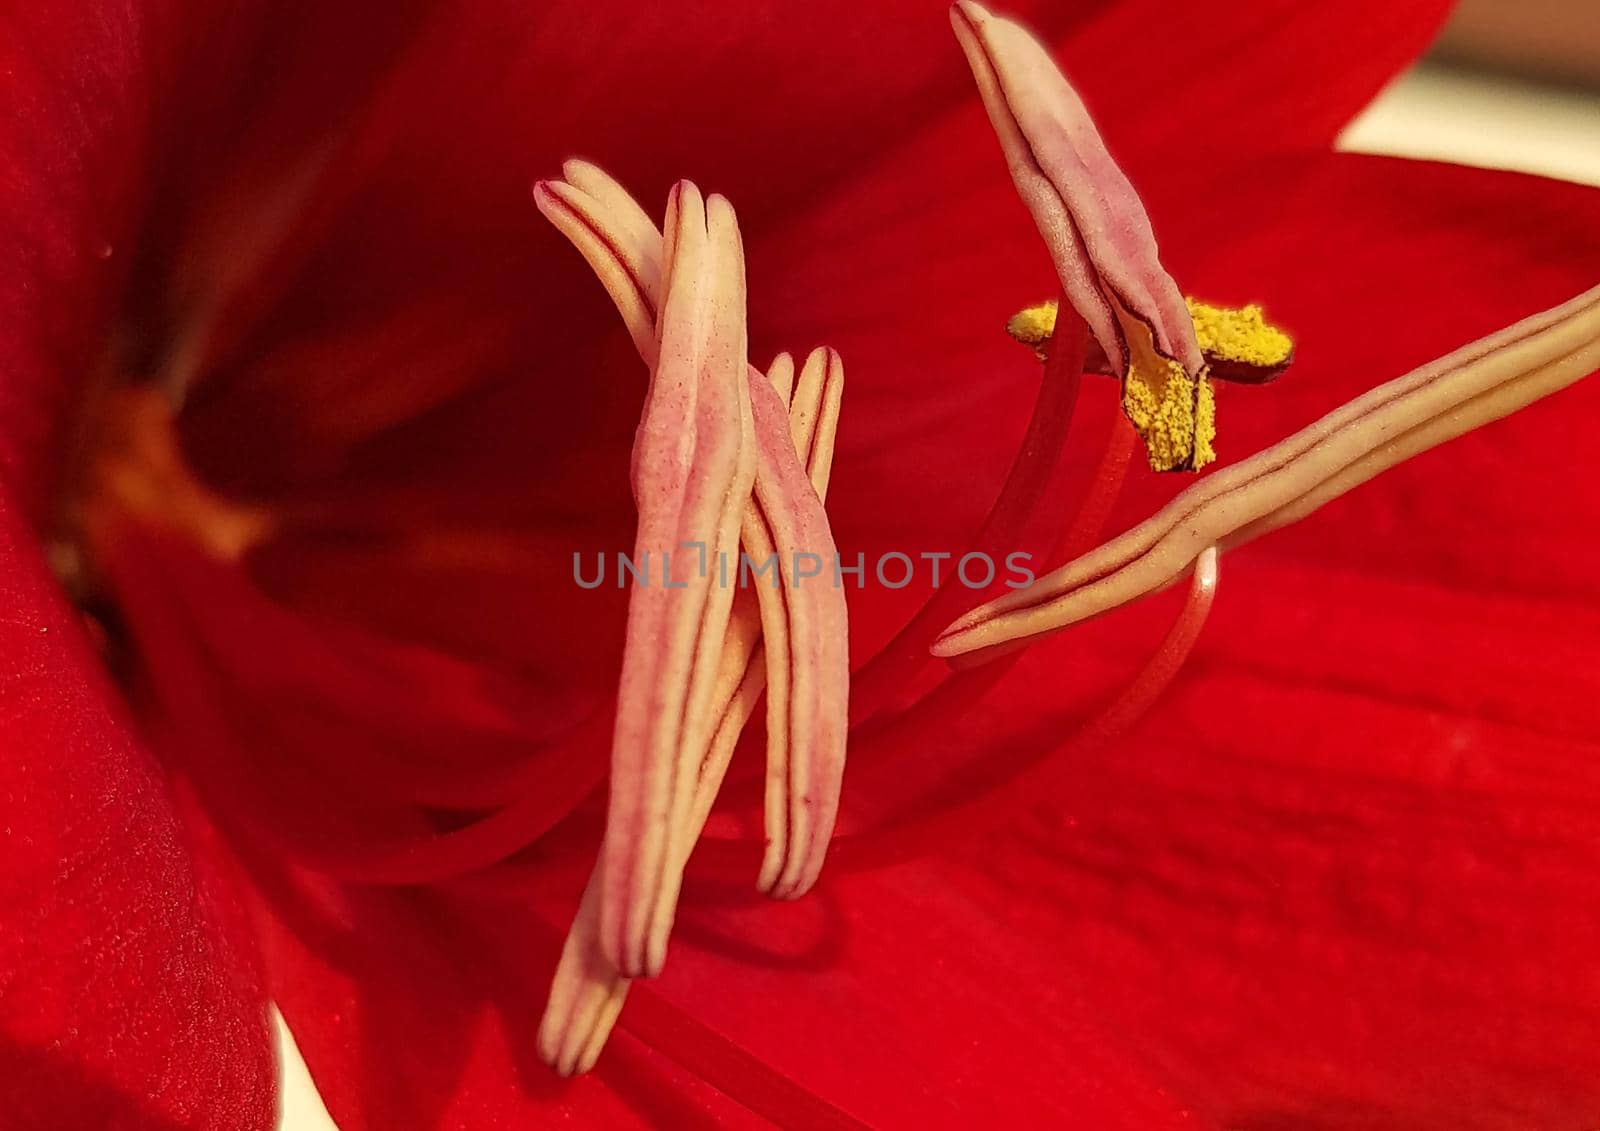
6, 0, 1600, 1128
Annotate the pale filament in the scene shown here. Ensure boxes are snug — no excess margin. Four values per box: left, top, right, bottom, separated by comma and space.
538, 163, 848, 937
534, 162, 847, 1071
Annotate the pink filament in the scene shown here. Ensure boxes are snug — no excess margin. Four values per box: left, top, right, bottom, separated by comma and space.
848, 302, 1089, 723
831, 544, 1219, 871
1055, 410, 1136, 563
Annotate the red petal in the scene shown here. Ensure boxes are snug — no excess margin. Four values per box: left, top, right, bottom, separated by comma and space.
0, 1, 146, 509
165, 0, 1437, 501
1056, 0, 1454, 178
166, 0, 1105, 495
243, 853, 1201, 1130
1, 5, 275, 1125
0, 505, 274, 1129
247, 866, 778, 1131
960, 618, 1600, 1129
879, 156, 1600, 1127
659, 859, 1205, 1129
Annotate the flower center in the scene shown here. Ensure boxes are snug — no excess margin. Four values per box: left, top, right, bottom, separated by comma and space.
63, 386, 268, 562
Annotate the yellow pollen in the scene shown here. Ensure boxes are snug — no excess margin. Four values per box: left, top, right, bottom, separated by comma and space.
1185, 298, 1293, 370
1005, 301, 1059, 358
1122, 353, 1215, 472
1005, 296, 1295, 472
1004, 297, 1294, 371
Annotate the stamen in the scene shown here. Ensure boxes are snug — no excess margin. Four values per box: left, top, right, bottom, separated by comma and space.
537, 876, 621, 1076
767, 351, 797, 407
679, 394, 1143, 884
685, 348, 843, 884
640, 347, 847, 943
539, 351, 845, 1075
542, 158, 851, 919
597, 183, 757, 978
1188, 299, 1296, 384
1008, 297, 1296, 385
951, 0, 1212, 471
754, 348, 847, 900
1118, 308, 1216, 472
1007, 295, 1294, 473
935, 284, 1600, 657
786, 347, 845, 505
1003, 302, 1060, 357
744, 358, 850, 901
532, 167, 661, 363
672, 349, 842, 859
534, 163, 849, 1069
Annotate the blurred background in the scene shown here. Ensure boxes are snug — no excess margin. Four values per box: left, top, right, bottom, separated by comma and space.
1340, 0, 1600, 186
